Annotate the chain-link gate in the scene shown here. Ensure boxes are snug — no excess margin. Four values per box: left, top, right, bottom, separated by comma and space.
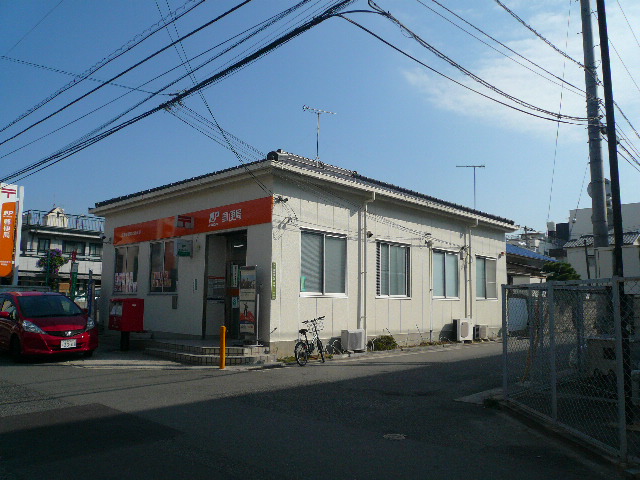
503, 278, 640, 463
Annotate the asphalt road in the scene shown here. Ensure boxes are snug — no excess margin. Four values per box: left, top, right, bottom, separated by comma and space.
0, 341, 625, 479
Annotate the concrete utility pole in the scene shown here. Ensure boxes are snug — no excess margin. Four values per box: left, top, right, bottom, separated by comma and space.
579, 0, 609, 248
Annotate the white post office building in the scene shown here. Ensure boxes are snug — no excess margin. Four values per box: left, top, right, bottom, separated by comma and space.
91, 150, 516, 354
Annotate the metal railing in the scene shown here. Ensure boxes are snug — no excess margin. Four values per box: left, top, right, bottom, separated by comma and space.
503, 278, 640, 463
22, 210, 104, 232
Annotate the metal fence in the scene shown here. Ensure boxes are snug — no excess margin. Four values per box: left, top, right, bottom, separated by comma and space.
502, 278, 640, 463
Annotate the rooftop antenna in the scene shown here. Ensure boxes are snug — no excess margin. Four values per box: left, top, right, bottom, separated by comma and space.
303, 105, 336, 160
456, 164, 485, 209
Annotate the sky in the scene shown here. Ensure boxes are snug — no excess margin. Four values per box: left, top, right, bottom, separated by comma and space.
1, 0, 639, 234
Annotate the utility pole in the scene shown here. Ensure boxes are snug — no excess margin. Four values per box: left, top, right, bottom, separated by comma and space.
456, 164, 485, 209
596, 0, 632, 427
302, 105, 336, 160
579, 0, 609, 248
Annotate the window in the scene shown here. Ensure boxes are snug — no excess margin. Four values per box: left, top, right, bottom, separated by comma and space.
300, 231, 346, 295
377, 242, 410, 296
114, 246, 139, 293
37, 238, 50, 253
150, 241, 177, 293
89, 243, 103, 257
476, 257, 497, 299
433, 251, 459, 298
63, 240, 85, 255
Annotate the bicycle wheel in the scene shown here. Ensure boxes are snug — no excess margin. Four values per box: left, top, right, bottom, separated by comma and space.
294, 341, 309, 366
317, 339, 325, 363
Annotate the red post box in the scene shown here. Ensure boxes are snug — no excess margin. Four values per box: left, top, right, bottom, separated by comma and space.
109, 298, 144, 351
109, 298, 144, 332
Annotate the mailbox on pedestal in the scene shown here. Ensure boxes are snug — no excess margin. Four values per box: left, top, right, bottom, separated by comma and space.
109, 298, 144, 351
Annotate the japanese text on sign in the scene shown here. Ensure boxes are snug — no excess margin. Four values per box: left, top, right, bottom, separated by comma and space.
208, 208, 242, 227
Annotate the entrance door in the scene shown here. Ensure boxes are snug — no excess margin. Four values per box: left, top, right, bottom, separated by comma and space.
224, 232, 247, 339
202, 231, 247, 339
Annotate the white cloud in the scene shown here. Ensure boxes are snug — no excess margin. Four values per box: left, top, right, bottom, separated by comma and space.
402, 2, 640, 144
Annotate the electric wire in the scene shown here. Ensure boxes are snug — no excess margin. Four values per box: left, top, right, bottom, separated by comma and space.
546, 0, 573, 226
417, 0, 586, 99
1, 1, 356, 183
4, 0, 65, 55
0, 0, 205, 136
0, 2, 309, 162
337, 14, 586, 125
0, 55, 163, 95
493, 0, 585, 70
367, 1, 589, 122
0, 0, 253, 148
617, 0, 640, 50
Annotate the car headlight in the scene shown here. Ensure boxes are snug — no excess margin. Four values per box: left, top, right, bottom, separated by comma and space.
86, 317, 96, 331
23, 320, 46, 334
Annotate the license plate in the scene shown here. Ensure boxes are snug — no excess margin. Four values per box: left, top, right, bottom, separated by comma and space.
60, 339, 77, 349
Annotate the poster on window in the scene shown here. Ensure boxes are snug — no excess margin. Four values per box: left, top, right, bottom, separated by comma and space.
239, 266, 257, 334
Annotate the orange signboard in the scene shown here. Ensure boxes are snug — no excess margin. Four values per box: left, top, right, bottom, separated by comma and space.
114, 196, 274, 246
0, 197, 17, 278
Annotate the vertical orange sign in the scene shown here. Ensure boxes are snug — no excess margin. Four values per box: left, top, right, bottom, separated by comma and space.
0, 199, 17, 278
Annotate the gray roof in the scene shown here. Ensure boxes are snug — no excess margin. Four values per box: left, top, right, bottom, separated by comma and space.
93, 150, 515, 226
563, 232, 640, 248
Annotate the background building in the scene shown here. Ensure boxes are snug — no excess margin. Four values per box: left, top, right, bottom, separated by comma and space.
17, 207, 104, 295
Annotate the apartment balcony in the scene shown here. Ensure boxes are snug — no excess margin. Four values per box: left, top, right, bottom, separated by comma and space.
22, 210, 104, 233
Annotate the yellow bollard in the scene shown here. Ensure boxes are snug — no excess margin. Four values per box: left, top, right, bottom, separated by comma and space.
219, 325, 226, 369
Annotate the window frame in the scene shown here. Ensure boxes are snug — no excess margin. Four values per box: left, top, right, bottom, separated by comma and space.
114, 245, 139, 294
37, 238, 50, 253
476, 256, 498, 300
88, 243, 103, 257
376, 241, 410, 298
300, 230, 347, 297
149, 240, 178, 294
62, 240, 86, 256
432, 250, 460, 299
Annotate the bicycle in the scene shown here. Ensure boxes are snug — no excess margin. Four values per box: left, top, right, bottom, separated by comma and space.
294, 316, 325, 366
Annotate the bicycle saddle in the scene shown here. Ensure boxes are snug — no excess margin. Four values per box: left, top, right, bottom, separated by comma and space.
299, 328, 308, 334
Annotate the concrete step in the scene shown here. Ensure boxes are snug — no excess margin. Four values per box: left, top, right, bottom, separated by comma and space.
144, 347, 279, 366
145, 340, 269, 357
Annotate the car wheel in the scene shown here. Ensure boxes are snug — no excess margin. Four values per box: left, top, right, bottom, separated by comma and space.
10, 336, 24, 363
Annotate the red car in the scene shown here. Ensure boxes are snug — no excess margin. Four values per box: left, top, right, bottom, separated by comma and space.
0, 291, 98, 360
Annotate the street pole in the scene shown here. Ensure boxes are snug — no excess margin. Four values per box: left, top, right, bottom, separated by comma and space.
595, 0, 631, 425
579, 0, 609, 248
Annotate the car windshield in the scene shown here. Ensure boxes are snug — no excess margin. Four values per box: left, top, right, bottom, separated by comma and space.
18, 295, 83, 318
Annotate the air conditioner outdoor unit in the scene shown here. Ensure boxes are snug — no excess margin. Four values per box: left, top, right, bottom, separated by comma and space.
454, 318, 474, 342
341, 329, 366, 351
474, 324, 488, 340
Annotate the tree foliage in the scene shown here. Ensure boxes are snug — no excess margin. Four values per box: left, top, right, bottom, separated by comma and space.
542, 261, 580, 281
36, 249, 69, 288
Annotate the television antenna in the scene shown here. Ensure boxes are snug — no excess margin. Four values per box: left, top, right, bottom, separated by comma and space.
456, 164, 485, 209
303, 105, 336, 160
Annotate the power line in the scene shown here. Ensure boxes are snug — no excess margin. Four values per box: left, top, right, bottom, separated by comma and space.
0, 0, 356, 183
367, 1, 589, 122
0, 55, 163, 95
337, 14, 587, 125
617, 0, 640, 50
417, 0, 586, 99
0, 0, 252, 148
0, 2, 313, 162
0, 0, 205, 136
4, 0, 65, 55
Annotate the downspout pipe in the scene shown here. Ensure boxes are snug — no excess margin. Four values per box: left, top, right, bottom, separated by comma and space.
468, 218, 479, 321
359, 192, 375, 341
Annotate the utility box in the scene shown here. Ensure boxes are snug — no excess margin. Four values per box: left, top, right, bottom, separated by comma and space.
341, 329, 365, 352
109, 298, 144, 332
